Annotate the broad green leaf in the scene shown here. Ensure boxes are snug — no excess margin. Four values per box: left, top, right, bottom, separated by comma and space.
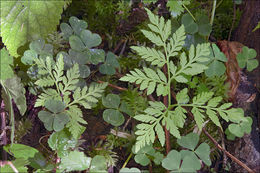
180, 152, 201, 172
236, 46, 258, 71
53, 113, 70, 132
60, 23, 73, 39
80, 30, 102, 48
162, 150, 181, 170
79, 64, 91, 78
2, 76, 27, 115
134, 153, 150, 166
195, 143, 211, 166
228, 124, 244, 137
48, 130, 78, 158
69, 35, 86, 51
0, 158, 28, 172
90, 155, 107, 172
60, 151, 91, 172
133, 145, 155, 166
89, 49, 105, 65
38, 111, 54, 131
120, 167, 141, 173
68, 49, 91, 64
69, 16, 88, 36
0, 48, 14, 80
4, 144, 38, 159
102, 94, 121, 109
177, 133, 199, 150
21, 50, 38, 65
103, 109, 124, 126
181, 14, 198, 34
0, 1, 68, 57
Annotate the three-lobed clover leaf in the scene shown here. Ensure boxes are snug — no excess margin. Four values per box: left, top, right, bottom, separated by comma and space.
205, 43, 227, 77
181, 14, 198, 34
236, 46, 258, 71
99, 51, 120, 75
38, 99, 69, 132
227, 117, 252, 138
120, 167, 141, 173
89, 155, 107, 172
102, 94, 125, 126
162, 133, 211, 172
197, 14, 212, 36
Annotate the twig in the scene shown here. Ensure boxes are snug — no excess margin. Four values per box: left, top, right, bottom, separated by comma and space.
0, 100, 7, 160
202, 129, 255, 173
97, 80, 127, 91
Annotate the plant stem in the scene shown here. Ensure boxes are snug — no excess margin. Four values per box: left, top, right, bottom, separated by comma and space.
183, 4, 196, 21
210, 0, 217, 26
121, 152, 132, 168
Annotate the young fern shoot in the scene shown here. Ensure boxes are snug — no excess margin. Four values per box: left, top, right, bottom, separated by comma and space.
120, 8, 249, 152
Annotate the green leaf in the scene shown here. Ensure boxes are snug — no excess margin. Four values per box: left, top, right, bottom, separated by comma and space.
69, 35, 86, 51
103, 109, 125, 126
195, 143, 211, 166
0, 1, 67, 57
48, 130, 78, 158
177, 133, 199, 150
99, 51, 119, 75
181, 14, 198, 34
167, 0, 190, 17
1, 76, 27, 115
205, 44, 227, 77
180, 152, 201, 172
197, 14, 212, 36
191, 107, 205, 130
252, 21, 260, 32
206, 109, 221, 127
236, 46, 258, 71
0, 48, 14, 80
169, 107, 187, 128
120, 167, 141, 173
162, 150, 181, 170
89, 49, 105, 65
68, 16, 88, 36
4, 144, 38, 159
192, 92, 214, 105
80, 30, 102, 48
133, 145, 155, 166
102, 94, 121, 109
59, 151, 91, 172
0, 158, 28, 172
176, 88, 189, 104
45, 100, 66, 113
131, 46, 166, 67
90, 155, 107, 172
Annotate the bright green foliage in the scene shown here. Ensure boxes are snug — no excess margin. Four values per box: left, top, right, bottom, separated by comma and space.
162, 133, 211, 172
89, 155, 107, 172
0, 0, 69, 57
0, 48, 14, 80
0, 158, 28, 172
205, 44, 227, 77
102, 94, 130, 126
59, 151, 92, 172
236, 46, 259, 71
120, 9, 248, 154
132, 145, 164, 166
4, 144, 38, 160
167, 0, 191, 17
48, 130, 78, 158
32, 55, 107, 138
120, 167, 141, 173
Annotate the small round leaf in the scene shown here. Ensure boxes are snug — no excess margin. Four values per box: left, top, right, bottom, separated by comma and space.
103, 109, 124, 126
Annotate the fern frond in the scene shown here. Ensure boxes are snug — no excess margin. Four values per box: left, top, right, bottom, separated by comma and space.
53, 55, 64, 83
66, 105, 87, 138
60, 64, 80, 96
141, 30, 164, 46
131, 46, 166, 67
35, 76, 54, 87
70, 82, 107, 109
167, 25, 186, 57
35, 89, 60, 107
120, 67, 167, 96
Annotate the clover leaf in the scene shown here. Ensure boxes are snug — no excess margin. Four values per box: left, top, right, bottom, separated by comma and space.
205, 44, 227, 77
89, 49, 106, 65
99, 51, 120, 75
236, 46, 258, 71
89, 155, 107, 172
181, 14, 198, 34
162, 132, 211, 172
38, 100, 69, 132
197, 14, 212, 36
102, 94, 124, 126
227, 117, 252, 138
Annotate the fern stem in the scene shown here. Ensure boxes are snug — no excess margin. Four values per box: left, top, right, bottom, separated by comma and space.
121, 152, 132, 169
183, 4, 196, 22
210, 0, 217, 26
